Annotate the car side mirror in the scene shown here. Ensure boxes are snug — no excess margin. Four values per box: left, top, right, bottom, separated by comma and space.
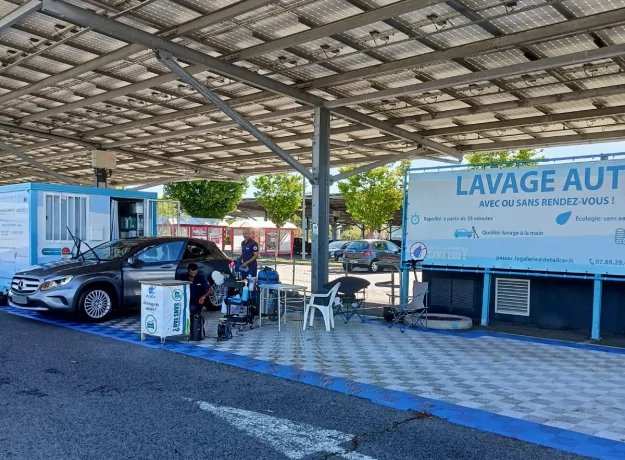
127, 256, 137, 266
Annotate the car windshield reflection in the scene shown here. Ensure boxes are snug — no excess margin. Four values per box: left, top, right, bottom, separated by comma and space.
75, 240, 141, 261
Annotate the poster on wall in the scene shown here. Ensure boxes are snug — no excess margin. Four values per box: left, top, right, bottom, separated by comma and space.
404, 159, 625, 275
0, 191, 30, 290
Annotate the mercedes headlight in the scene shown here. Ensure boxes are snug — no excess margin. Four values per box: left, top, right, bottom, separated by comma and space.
40, 276, 74, 291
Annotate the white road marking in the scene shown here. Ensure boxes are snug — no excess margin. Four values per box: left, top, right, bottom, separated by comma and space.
192, 400, 378, 460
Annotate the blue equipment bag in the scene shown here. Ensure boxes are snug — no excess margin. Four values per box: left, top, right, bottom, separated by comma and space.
257, 266, 280, 285
254, 266, 280, 320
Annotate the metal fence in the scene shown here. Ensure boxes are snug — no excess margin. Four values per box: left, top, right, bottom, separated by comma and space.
268, 260, 400, 318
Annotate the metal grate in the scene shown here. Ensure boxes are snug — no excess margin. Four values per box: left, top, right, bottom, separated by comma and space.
451, 278, 475, 313
430, 277, 475, 313
430, 277, 451, 307
11, 276, 40, 295
495, 278, 531, 316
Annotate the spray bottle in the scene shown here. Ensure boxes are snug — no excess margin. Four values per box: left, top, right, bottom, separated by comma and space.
242, 278, 249, 302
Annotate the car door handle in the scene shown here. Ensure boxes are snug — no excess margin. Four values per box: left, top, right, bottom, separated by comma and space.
160, 264, 174, 269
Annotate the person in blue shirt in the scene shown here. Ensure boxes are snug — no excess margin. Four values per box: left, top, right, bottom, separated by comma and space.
239, 230, 259, 277
182, 263, 212, 314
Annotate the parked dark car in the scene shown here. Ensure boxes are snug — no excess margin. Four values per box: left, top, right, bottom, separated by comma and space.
329, 241, 349, 261
342, 239, 401, 273
9, 237, 233, 322
293, 237, 312, 255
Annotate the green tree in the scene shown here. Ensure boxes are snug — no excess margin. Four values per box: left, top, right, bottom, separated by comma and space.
253, 174, 302, 259
163, 180, 247, 219
337, 164, 404, 237
466, 149, 544, 169
340, 226, 362, 241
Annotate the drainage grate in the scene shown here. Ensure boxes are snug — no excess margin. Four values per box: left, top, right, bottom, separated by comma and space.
495, 278, 531, 316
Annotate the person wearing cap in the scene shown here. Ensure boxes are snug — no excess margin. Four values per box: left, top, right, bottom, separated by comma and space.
239, 230, 259, 278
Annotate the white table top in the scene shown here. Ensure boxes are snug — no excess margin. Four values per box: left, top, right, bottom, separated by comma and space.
259, 284, 306, 291
139, 279, 191, 286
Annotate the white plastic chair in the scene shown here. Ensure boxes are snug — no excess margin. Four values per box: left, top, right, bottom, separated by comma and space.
303, 282, 341, 332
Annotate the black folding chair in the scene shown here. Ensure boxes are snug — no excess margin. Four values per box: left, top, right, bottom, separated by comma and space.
323, 276, 370, 323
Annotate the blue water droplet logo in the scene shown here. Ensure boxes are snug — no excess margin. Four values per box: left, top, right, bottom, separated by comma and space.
556, 211, 572, 225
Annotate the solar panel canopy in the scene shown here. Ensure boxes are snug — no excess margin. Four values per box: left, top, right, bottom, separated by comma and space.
0, 0, 624, 187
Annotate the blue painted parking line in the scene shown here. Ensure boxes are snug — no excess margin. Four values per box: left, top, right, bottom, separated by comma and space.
2, 305, 624, 459
363, 317, 625, 356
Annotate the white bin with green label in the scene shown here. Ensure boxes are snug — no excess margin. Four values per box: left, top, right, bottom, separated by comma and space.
140, 280, 191, 345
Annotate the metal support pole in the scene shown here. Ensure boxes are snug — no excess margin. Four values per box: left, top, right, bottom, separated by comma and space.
481, 270, 492, 327
399, 168, 410, 305
591, 274, 603, 341
94, 168, 107, 188
311, 107, 331, 293
155, 50, 315, 182
301, 175, 306, 261
400, 268, 409, 305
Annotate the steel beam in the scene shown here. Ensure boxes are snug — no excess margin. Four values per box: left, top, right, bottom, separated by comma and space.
39, 0, 459, 157
0, 121, 239, 179
0, 0, 274, 105
311, 107, 331, 293
333, 107, 462, 158
0, 139, 79, 184
305, 8, 625, 91
41, 0, 321, 106
0, 0, 41, 34
234, 151, 416, 175
20, 63, 207, 123
330, 148, 433, 183
459, 129, 625, 153
104, 106, 312, 149
226, 0, 441, 62
329, 139, 457, 164
125, 173, 237, 190
417, 105, 625, 137
391, 84, 625, 125
327, 43, 625, 108
87, 101, 307, 138
156, 50, 315, 182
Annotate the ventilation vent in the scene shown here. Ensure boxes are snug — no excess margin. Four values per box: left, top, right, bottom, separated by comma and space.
495, 278, 530, 316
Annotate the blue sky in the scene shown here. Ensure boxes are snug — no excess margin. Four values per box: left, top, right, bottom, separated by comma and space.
145, 141, 625, 198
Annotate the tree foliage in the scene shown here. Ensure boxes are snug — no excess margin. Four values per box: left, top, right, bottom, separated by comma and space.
337, 164, 404, 237
340, 226, 362, 241
252, 174, 302, 229
465, 149, 544, 169
163, 180, 247, 219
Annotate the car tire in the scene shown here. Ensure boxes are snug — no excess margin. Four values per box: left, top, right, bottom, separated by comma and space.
368, 260, 380, 273
207, 284, 225, 311
77, 285, 115, 322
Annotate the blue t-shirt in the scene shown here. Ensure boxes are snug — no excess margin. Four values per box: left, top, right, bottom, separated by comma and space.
241, 238, 259, 272
188, 274, 209, 305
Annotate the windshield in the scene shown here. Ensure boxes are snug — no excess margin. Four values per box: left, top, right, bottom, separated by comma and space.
76, 240, 142, 261
346, 241, 369, 251
329, 241, 345, 249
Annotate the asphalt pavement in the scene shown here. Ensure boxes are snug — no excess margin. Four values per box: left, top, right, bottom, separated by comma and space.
0, 311, 589, 460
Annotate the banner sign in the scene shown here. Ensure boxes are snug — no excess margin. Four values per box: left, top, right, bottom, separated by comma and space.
141, 282, 190, 341
0, 191, 30, 290
404, 159, 625, 275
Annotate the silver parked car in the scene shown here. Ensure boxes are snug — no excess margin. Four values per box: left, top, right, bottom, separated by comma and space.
342, 239, 401, 273
9, 237, 233, 322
